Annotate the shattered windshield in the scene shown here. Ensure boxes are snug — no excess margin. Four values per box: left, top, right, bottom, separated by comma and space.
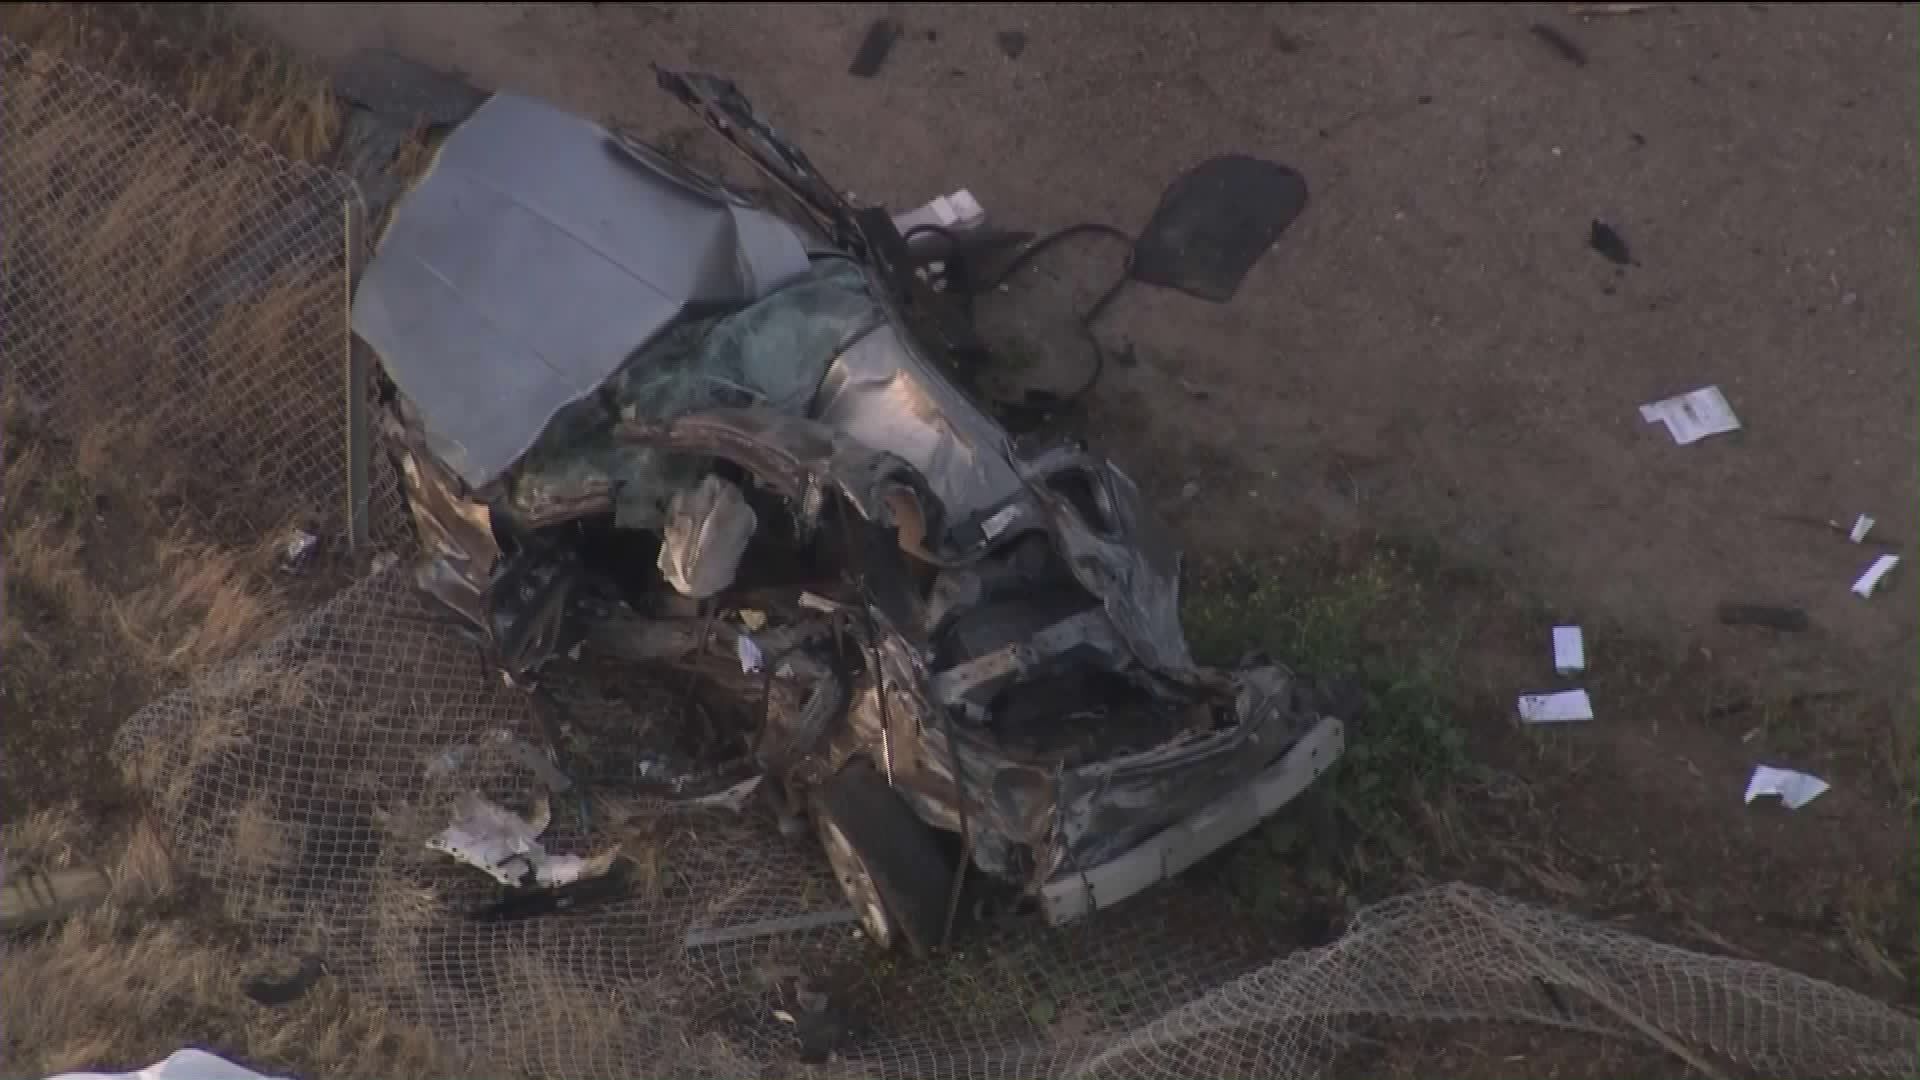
507, 258, 880, 529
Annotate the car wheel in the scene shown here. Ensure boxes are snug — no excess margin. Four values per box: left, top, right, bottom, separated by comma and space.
810, 760, 952, 956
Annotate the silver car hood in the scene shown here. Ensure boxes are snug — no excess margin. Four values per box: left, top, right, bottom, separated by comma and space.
350, 90, 814, 493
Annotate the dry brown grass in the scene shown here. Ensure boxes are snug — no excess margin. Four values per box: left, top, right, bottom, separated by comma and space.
3, 811, 446, 1079
0, 3, 340, 162
0, 397, 422, 1073
0, 6, 443, 1074
2, 4, 368, 546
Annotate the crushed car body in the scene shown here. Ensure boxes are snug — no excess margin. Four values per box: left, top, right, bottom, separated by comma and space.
353, 67, 1344, 952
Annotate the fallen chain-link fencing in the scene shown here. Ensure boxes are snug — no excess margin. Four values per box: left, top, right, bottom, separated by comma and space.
8, 35, 1919, 1080
109, 562, 1920, 1080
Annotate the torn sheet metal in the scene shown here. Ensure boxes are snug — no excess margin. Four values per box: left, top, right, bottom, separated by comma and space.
1552, 626, 1586, 675
1744, 765, 1829, 809
1518, 689, 1593, 724
1639, 386, 1740, 445
1852, 553, 1899, 598
426, 792, 615, 888
351, 91, 814, 492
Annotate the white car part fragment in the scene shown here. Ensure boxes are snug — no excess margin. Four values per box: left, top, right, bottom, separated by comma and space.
426, 792, 616, 888
658, 472, 758, 600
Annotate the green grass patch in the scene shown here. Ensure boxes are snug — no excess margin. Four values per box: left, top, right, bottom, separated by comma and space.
1183, 543, 1471, 908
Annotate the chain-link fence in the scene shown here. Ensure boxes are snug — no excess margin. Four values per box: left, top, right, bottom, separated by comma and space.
110, 564, 1920, 1080
8, 36, 1919, 1080
0, 36, 402, 548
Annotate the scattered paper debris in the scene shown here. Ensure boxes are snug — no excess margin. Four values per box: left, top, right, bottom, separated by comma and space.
1849, 514, 1875, 544
1744, 765, 1829, 810
738, 632, 766, 674
1640, 386, 1741, 445
1519, 689, 1593, 724
1552, 626, 1586, 675
1851, 554, 1899, 598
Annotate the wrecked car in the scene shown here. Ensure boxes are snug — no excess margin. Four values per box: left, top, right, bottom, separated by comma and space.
351, 67, 1341, 953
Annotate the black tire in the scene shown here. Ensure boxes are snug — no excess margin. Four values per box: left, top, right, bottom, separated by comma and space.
810, 760, 953, 956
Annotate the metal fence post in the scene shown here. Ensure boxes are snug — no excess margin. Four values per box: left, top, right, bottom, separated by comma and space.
345, 197, 371, 553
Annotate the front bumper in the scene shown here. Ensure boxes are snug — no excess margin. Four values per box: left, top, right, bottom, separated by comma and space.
1037, 714, 1346, 926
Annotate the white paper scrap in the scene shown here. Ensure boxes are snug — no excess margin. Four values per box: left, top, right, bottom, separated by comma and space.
1744, 765, 1829, 810
1552, 626, 1586, 675
1848, 514, 1875, 543
1851, 554, 1899, 598
1639, 386, 1741, 445
737, 632, 765, 674
1518, 689, 1593, 724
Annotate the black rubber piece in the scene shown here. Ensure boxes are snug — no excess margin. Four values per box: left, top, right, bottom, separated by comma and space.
848, 19, 903, 78
812, 759, 953, 955
1717, 603, 1811, 632
1132, 154, 1308, 304
1589, 220, 1633, 266
331, 48, 487, 126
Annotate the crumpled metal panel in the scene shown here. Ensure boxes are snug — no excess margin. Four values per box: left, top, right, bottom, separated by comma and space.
351, 90, 813, 492
1048, 663, 1318, 872
812, 314, 1025, 526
